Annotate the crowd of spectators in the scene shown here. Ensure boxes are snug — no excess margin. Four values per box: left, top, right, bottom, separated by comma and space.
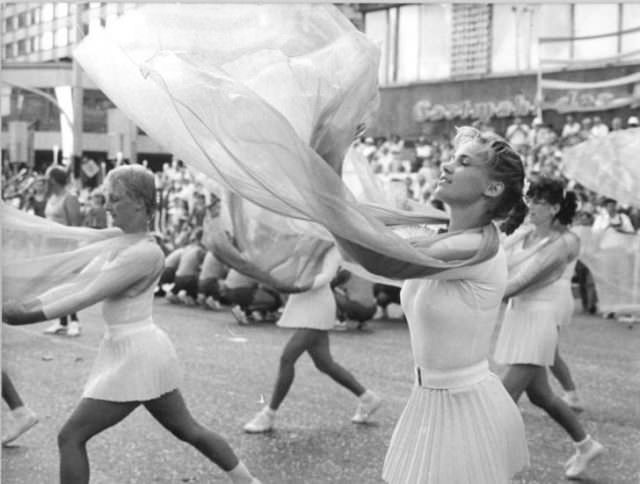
3, 112, 639, 327
351, 114, 640, 232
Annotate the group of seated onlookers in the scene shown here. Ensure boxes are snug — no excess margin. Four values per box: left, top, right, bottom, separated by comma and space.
154, 224, 404, 330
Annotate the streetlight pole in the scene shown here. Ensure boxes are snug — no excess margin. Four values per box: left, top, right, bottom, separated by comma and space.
72, 4, 84, 164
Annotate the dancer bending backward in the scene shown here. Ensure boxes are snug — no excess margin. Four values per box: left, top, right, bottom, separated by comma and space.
328, 127, 530, 483
243, 245, 381, 433
2, 165, 260, 484
493, 177, 604, 479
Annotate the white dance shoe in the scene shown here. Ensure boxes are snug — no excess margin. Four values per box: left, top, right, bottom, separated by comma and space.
565, 439, 605, 479
243, 407, 275, 433
231, 306, 250, 325
66, 321, 81, 337
2, 407, 38, 445
43, 321, 66, 335
352, 391, 382, 424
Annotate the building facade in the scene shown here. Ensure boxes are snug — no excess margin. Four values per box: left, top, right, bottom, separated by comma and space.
1, 2, 176, 171
2, 3, 639, 167
0, 3, 364, 171
359, 3, 640, 138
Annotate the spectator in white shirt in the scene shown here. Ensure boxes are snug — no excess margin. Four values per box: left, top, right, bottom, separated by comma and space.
593, 198, 635, 234
627, 116, 639, 129
561, 115, 581, 138
590, 116, 609, 137
506, 117, 531, 149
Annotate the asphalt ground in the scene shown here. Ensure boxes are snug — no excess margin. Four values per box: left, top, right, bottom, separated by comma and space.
2, 299, 639, 484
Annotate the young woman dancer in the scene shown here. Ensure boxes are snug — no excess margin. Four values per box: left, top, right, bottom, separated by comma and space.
494, 177, 604, 479
243, 245, 381, 433
42, 165, 83, 337
3, 165, 260, 484
318, 127, 530, 483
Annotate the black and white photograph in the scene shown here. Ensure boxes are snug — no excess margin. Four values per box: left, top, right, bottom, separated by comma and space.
1, 2, 639, 483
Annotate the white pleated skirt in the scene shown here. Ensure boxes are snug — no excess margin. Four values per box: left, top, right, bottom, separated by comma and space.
493, 281, 569, 366
83, 319, 182, 402
382, 361, 528, 484
277, 283, 335, 331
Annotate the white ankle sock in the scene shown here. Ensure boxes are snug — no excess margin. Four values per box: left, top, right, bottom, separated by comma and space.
565, 390, 578, 399
227, 461, 254, 484
360, 390, 374, 402
12, 406, 33, 420
263, 406, 276, 416
574, 434, 592, 452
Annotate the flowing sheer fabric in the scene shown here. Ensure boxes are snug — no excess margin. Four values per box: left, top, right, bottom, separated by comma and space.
502, 226, 579, 298
573, 225, 640, 313
562, 128, 640, 207
73, 4, 497, 280
1, 203, 147, 303
201, 147, 452, 292
202, 191, 334, 293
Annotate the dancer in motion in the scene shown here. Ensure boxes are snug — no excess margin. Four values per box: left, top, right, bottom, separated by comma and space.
243, 245, 381, 433
494, 177, 604, 479
3, 165, 260, 484
42, 165, 83, 336
2, 371, 39, 445
322, 127, 531, 483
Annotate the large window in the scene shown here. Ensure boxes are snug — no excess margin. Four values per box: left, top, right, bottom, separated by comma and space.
573, 4, 619, 60
17, 39, 27, 55
418, 4, 451, 80
364, 9, 391, 85
17, 12, 28, 28
366, 5, 452, 85
41, 3, 54, 22
534, 4, 572, 63
4, 16, 14, 32
4, 43, 14, 59
41, 31, 53, 51
621, 4, 640, 54
55, 27, 68, 47
55, 3, 69, 19
491, 5, 519, 73
396, 5, 420, 82
30, 8, 40, 24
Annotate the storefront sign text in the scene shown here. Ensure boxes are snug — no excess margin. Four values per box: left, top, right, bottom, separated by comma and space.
413, 94, 536, 122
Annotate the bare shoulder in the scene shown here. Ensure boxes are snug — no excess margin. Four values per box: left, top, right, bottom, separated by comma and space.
555, 229, 580, 248
436, 231, 483, 251
426, 231, 484, 261
119, 237, 165, 266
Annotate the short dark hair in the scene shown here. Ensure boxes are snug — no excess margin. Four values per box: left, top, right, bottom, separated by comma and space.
526, 176, 577, 226
46, 165, 68, 186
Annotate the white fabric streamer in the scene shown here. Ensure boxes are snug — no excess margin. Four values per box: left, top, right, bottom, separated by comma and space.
562, 128, 640, 208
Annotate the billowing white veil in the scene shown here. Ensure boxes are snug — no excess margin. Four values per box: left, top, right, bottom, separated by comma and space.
3, 5, 499, 303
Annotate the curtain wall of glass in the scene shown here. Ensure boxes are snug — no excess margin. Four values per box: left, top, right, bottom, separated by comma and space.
363, 3, 640, 86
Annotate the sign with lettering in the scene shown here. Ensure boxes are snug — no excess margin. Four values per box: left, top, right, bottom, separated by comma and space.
413, 88, 640, 123
542, 89, 640, 114
413, 94, 537, 122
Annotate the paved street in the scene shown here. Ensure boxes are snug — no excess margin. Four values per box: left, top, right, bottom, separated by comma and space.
2, 299, 639, 484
